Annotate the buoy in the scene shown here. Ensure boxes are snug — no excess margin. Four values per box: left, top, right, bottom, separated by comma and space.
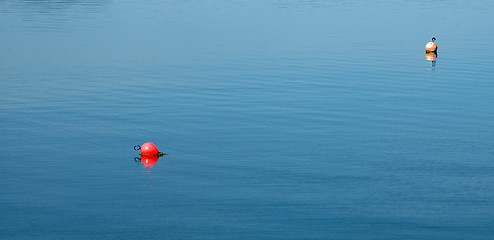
425, 37, 438, 53
140, 142, 159, 155
140, 155, 159, 168
136, 142, 165, 156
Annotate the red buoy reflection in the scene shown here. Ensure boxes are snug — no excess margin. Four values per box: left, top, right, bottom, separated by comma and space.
140, 155, 159, 168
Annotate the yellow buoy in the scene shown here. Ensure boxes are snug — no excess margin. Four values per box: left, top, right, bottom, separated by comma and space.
425, 37, 438, 53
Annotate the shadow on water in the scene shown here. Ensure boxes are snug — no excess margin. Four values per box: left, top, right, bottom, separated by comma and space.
425, 52, 437, 70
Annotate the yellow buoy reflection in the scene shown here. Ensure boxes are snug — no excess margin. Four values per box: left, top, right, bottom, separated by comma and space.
425, 52, 437, 69
425, 52, 437, 61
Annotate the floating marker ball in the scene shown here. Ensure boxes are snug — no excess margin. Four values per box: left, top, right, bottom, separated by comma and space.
140, 142, 159, 156
141, 155, 159, 168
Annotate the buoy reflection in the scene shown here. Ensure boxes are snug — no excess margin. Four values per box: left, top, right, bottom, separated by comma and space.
425, 52, 437, 61
425, 52, 437, 69
141, 155, 160, 168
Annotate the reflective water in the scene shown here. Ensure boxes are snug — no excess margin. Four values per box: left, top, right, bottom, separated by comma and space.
1, 1, 494, 239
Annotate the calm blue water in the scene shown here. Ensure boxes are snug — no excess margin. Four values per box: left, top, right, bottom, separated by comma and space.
1, 0, 494, 239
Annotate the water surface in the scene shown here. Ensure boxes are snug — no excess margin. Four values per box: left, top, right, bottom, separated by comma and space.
1, 0, 494, 239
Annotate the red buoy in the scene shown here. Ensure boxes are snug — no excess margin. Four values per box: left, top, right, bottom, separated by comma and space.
140, 142, 159, 156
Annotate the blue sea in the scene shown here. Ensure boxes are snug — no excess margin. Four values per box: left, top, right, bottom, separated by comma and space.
1, 0, 494, 239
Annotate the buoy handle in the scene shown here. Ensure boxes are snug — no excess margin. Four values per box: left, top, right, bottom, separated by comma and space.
134, 145, 141, 151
